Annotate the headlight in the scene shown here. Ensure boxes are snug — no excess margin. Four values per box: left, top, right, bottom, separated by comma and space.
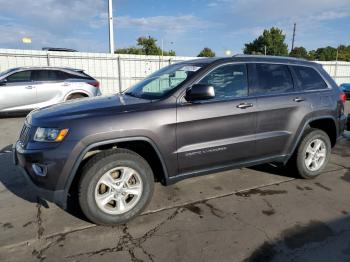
34, 127, 69, 142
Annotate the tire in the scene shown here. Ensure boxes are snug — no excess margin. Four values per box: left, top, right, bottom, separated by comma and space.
291, 128, 331, 179
67, 93, 85, 100
79, 148, 154, 225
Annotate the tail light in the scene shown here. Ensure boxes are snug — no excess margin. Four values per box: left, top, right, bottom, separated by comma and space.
340, 92, 346, 105
88, 81, 100, 88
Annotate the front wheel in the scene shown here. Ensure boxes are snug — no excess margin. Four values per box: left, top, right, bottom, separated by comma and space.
79, 149, 154, 225
293, 128, 331, 179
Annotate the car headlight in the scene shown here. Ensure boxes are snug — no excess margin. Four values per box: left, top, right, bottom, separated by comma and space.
34, 127, 69, 142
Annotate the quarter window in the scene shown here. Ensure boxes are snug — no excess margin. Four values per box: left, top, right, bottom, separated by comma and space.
253, 64, 294, 95
198, 64, 248, 100
6, 71, 32, 83
292, 66, 328, 90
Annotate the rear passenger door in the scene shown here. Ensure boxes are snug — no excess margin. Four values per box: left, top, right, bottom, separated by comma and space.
251, 63, 312, 158
32, 70, 65, 104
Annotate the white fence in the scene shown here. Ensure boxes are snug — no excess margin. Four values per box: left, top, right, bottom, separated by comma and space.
0, 48, 349, 95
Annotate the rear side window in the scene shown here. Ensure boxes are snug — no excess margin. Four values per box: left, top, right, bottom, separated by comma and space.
198, 64, 248, 100
32, 70, 62, 81
6, 71, 32, 83
292, 66, 328, 90
62, 71, 93, 80
252, 64, 294, 95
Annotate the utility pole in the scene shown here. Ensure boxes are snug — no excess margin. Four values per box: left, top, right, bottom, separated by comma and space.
291, 23, 296, 51
108, 0, 115, 54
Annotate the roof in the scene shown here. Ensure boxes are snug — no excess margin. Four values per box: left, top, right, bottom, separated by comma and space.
183, 55, 317, 67
42, 47, 78, 52
7, 66, 84, 72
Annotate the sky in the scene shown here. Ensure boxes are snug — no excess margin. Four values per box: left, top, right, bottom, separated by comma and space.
0, 0, 349, 56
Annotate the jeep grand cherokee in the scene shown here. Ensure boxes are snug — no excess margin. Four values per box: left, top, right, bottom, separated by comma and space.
14, 55, 347, 225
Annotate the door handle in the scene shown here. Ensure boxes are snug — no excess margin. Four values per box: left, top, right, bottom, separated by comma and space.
293, 97, 305, 102
236, 103, 253, 109
62, 83, 70, 86
25, 86, 35, 89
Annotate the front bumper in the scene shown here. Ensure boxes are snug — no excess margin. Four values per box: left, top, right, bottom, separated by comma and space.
13, 143, 67, 208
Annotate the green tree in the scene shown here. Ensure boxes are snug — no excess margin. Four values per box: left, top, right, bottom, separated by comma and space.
337, 45, 350, 61
243, 27, 288, 56
115, 36, 176, 56
290, 47, 309, 59
197, 47, 216, 57
308, 50, 317, 60
314, 46, 337, 61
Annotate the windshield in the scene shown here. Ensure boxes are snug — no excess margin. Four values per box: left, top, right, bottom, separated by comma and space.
124, 63, 203, 100
0, 68, 17, 78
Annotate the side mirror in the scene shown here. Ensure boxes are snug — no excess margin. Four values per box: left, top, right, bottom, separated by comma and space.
185, 84, 215, 102
0, 79, 7, 86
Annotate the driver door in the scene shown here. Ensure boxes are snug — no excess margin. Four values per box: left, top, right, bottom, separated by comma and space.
176, 63, 257, 175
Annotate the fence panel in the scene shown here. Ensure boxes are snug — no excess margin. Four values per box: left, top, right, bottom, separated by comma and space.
0, 49, 349, 95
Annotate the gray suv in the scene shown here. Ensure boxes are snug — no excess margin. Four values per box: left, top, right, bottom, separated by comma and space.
0, 67, 101, 113
14, 56, 347, 225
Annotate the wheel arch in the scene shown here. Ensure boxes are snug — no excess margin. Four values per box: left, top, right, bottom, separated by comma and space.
65, 137, 170, 198
285, 115, 338, 163
64, 90, 92, 101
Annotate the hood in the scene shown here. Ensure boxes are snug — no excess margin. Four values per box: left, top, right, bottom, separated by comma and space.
28, 94, 150, 124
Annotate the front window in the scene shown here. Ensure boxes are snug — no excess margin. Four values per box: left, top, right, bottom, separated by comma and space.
198, 64, 248, 100
6, 70, 32, 83
125, 63, 203, 100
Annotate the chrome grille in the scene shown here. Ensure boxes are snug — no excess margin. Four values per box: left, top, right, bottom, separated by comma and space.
19, 124, 31, 147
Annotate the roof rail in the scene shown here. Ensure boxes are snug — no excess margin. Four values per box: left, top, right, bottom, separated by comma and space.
232, 54, 308, 61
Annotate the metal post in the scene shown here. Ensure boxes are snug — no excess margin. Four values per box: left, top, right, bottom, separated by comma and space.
108, 0, 115, 54
117, 56, 122, 93
291, 23, 296, 51
334, 49, 339, 80
46, 52, 50, 66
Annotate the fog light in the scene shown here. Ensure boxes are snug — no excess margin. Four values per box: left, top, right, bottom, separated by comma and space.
32, 163, 47, 177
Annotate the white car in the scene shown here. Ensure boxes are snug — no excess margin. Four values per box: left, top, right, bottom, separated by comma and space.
0, 67, 101, 113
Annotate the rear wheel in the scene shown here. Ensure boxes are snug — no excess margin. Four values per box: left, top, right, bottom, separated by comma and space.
79, 149, 154, 225
291, 128, 331, 179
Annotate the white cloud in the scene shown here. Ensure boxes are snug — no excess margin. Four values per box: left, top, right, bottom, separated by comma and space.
214, 0, 350, 19
115, 15, 217, 34
0, 0, 107, 51
0, 0, 106, 30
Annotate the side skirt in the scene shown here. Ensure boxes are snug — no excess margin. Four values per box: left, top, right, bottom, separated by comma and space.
165, 155, 289, 185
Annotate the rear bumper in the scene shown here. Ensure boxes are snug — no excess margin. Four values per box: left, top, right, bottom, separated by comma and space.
13, 143, 67, 208
347, 114, 350, 131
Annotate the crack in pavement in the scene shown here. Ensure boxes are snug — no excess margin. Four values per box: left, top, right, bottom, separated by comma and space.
64, 208, 181, 261
36, 200, 44, 240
